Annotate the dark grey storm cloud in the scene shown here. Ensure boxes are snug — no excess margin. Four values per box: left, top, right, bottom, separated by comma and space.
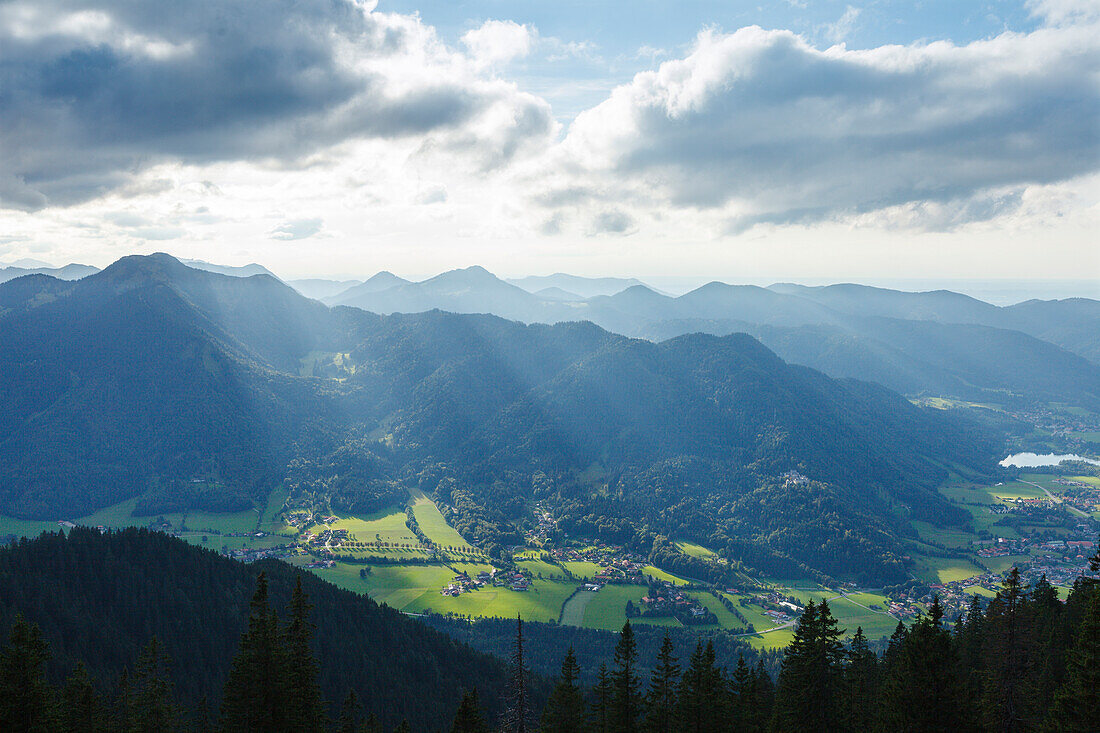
0, 0, 552, 209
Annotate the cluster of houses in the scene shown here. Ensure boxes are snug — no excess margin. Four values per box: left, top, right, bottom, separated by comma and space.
1052, 479, 1100, 513
635, 583, 714, 623
524, 504, 557, 545
439, 568, 532, 597
736, 590, 805, 623
301, 527, 349, 549
225, 546, 293, 563
547, 544, 652, 583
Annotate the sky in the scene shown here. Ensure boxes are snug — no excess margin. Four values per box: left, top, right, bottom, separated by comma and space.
0, 0, 1097, 284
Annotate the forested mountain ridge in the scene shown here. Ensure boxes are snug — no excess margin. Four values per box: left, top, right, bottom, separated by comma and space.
0, 255, 1003, 581
0, 528, 511, 730
3, 529, 1097, 732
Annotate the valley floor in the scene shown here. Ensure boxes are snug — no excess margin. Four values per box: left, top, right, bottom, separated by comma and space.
2, 465, 1096, 649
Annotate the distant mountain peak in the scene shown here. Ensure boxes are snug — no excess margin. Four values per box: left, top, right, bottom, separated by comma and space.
182, 258, 279, 279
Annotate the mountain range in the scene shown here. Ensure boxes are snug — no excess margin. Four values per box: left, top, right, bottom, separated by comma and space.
0, 262, 100, 284
317, 266, 1100, 411
0, 254, 1011, 582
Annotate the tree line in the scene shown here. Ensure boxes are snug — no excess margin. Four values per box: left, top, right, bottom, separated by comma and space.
5, 562, 1098, 732
464, 554, 1100, 733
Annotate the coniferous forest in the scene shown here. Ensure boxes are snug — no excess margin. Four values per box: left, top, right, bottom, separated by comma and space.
1, 528, 1097, 732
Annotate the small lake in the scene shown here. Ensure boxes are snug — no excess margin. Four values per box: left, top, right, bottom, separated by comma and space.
999, 452, 1100, 468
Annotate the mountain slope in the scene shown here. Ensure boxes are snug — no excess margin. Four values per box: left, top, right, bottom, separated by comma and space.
1005, 298, 1100, 364
328, 265, 553, 322
0, 255, 1003, 581
0, 263, 99, 284
767, 282, 1007, 325
0, 256, 348, 517
639, 315, 1100, 412
0, 527, 510, 730
508, 273, 647, 298
182, 259, 279, 279
288, 278, 364, 300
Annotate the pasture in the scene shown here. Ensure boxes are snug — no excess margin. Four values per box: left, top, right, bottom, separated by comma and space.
676, 541, 716, 559
579, 584, 649, 631
911, 554, 983, 584
409, 489, 472, 549
330, 507, 419, 545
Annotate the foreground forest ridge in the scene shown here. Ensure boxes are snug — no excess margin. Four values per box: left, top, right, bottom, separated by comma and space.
1, 529, 1098, 732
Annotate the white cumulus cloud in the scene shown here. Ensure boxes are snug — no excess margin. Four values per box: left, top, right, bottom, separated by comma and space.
462, 19, 534, 69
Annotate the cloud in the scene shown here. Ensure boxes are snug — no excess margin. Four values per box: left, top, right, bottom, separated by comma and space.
269, 218, 324, 241
589, 209, 636, 235
0, 1, 554, 210
413, 185, 447, 205
545, 21, 1100, 232
462, 19, 533, 69
1028, 0, 1100, 25
822, 6, 861, 44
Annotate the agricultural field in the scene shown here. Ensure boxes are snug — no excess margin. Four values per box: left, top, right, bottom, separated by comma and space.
911, 554, 983, 584
676, 541, 716, 559
980, 554, 1032, 574
685, 592, 745, 629
515, 556, 569, 581
578, 584, 650, 631
405, 578, 576, 623
0, 488, 293, 540
561, 561, 604, 579
181, 532, 286, 551
826, 596, 899, 639
0, 515, 60, 538
174, 508, 259, 535
330, 507, 419, 545
409, 489, 472, 549
963, 584, 997, 598
912, 521, 977, 549
640, 565, 692, 585
260, 489, 290, 532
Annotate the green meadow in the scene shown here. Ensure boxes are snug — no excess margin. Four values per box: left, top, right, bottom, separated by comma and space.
330, 507, 419, 545
911, 554, 983, 584
578, 584, 649, 631
561, 560, 604, 579
676, 541, 716, 559
409, 489, 472, 548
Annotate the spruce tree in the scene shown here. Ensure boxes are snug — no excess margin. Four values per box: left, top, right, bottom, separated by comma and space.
283, 576, 326, 731
745, 660, 773, 733
676, 642, 706, 733
981, 567, 1033, 732
839, 627, 877, 732
337, 690, 364, 733
502, 615, 531, 733
643, 634, 679, 733
0, 615, 57, 733
195, 695, 213, 733
591, 664, 613, 733
730, 655, 752, 731
539, 647, 585, 733
450, 688, 490, 733
610, 621, 641, 733
219, 572, 288, 732
677, 640, 724, 733
1047, 588, 1100, 732
59, 663, 105, 733
879, 598, 963, 732
121, 638, 181, 733
774, 599, 843, 729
